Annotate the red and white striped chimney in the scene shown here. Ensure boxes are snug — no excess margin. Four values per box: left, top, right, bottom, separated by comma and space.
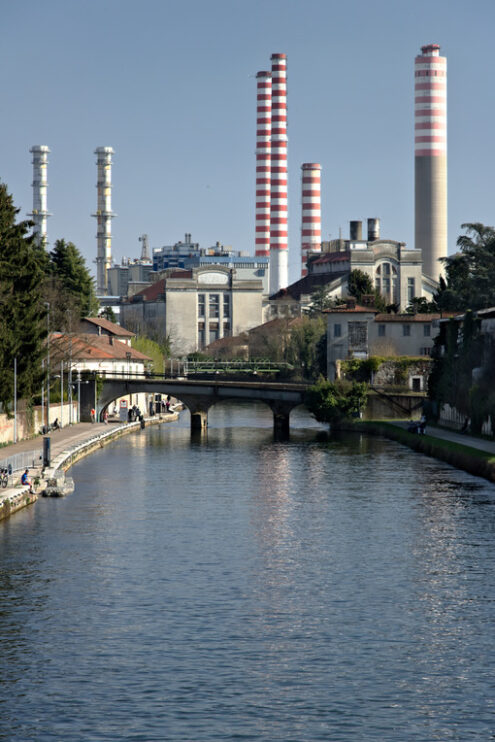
269, 53, 288, 294
255, 71, 272, 258
414, 43, 447, 279
300, 163, 321, 276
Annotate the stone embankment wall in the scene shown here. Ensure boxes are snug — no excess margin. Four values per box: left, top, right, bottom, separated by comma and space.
357, 421, 495, 484
0, 404, 78, 445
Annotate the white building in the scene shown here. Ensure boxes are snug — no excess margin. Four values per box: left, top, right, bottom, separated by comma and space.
119, 266, 264, 356
325, 300, 451, 380
269, 219, 438, 317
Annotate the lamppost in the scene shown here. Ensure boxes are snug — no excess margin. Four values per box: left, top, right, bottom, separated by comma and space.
13, 357, 17, 443
44, 302, 50, 429
77, 371, 81, 423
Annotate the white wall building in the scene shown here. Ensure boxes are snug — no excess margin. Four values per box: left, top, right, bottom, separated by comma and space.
326, 300, 449, 380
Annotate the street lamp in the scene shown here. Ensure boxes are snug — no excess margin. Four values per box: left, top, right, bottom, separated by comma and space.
77, 371, 81, 422
44, 302, 50, 430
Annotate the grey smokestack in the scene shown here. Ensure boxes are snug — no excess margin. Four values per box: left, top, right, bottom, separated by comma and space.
350, 221, 362, 240
367, 218, 380, 241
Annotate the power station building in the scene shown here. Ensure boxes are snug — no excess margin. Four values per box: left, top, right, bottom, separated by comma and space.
268, 219, 438, 316
119, 266, 264, 355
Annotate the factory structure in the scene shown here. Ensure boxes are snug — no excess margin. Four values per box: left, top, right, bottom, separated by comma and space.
29, 145, 51, 247
414, 43, 447, 279
92, 146, 115, 295
27, 42, 450, 348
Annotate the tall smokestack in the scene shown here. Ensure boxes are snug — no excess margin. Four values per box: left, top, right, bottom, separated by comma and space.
269, 53, 288, 294
139, 234, 150, 261
415, 43, 447, 280
255, 71, 272, 258
300, 163, 321, 276
29, 145, 51, 247
93, 146, 115, 295
367, 218, 380, 241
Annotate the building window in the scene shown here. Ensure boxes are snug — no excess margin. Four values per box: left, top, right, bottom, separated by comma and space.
375, 262, 398, 302
407, 277, 415, 302
348, 321, 368, 351
209, 294, 219, 318
403, 325, 411, 336
378, 324, 386, 337
334, 323, 341, 338
209, 322, 219, 344
223, 294, 230, 318
421, 346, 432, 356
423, 324, 431, 337
198, 321, 205, 348
198, 294, 205, 317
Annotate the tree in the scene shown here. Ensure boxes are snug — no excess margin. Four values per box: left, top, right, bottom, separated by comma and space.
100, 306, 117, 323
406, 296, 438, 314
49, 239, 99, 319
285, 316, 326, 380
305, 378, 368, 425
308, 285, 335, 315
435, 223, 495, 311
347, 269, 387, 311
0, 183, 47, 411
348, 269, 373, 299
428, 312, 485, 431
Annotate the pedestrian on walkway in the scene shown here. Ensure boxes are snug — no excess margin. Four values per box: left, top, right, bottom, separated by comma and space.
90, 408, 95, 423
21, 469, 34, 493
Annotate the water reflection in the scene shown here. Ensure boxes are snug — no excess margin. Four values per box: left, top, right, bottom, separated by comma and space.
1, 404, 495, 740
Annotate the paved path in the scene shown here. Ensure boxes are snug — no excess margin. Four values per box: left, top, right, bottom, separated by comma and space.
0, 422, 122, 464
391, 421, 495, 456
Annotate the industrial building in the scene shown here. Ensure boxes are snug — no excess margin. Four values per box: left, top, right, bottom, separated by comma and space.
119, 266, 264, 356
269, 219, 438, 316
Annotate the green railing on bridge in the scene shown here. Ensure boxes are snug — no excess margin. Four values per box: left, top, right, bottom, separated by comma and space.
182, 359, 295, 376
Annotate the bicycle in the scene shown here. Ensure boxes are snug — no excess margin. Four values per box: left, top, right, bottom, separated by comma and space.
0, 467, 8, 488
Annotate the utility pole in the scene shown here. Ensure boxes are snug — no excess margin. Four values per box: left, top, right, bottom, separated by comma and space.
13, 358, 17, 443
44, 302, 50, 428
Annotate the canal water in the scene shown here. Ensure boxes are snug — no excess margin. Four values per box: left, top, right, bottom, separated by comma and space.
1, 403, 495, 741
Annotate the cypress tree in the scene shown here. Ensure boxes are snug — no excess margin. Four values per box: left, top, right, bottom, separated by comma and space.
49, 239, 99, 318
0, 183, 47, 411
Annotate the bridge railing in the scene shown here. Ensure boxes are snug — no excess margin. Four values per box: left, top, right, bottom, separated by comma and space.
96, 361, 299, 381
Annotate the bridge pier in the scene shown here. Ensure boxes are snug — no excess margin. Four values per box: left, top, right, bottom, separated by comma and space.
180, 397, 211, 435
190, 410, 208, 432
270, 401, 296, 440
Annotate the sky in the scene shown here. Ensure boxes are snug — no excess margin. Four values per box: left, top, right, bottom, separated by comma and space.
1, 0, 494, 285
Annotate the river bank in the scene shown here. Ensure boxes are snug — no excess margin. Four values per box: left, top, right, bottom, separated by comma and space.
352, 420, 495, 484
0, 412, 179, 520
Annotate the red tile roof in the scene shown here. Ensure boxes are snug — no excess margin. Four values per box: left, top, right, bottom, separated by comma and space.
49, 334, 152, 362
374, 313, 454, 322
80, 317, 135, 336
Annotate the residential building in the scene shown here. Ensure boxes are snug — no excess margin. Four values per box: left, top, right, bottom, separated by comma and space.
49, 324, 153, 419
326, 299, 448, 379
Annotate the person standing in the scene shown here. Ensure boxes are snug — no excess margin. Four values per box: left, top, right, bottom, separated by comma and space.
90, 407, 95, 423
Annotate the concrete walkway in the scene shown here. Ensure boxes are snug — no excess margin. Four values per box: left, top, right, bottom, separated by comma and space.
391, 420, 495, 456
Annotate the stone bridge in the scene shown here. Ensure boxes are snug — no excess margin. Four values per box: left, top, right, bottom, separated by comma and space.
80, 376, 309, 437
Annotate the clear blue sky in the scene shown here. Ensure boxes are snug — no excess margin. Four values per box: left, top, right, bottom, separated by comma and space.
2, 0, 494, 284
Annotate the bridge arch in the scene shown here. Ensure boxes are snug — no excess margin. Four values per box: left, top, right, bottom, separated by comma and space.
82, 376, 309, 437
